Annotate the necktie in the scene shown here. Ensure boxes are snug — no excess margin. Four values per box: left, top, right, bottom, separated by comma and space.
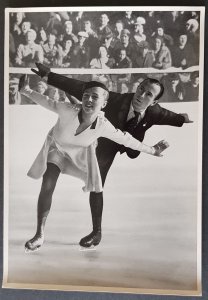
125, 111, 141, 133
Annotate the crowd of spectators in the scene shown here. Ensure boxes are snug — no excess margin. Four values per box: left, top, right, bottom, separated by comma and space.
9, 71, 199, 104
9, 10, 200, 69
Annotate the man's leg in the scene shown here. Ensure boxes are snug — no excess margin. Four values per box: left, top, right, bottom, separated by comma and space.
25, 163, 60, 251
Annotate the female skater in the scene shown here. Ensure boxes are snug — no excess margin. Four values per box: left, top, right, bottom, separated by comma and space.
18, 75, 169, 252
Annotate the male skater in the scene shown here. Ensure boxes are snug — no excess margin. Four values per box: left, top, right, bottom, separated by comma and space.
28, 63, 192, 250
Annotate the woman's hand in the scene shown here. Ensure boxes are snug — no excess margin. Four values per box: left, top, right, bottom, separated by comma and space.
152, 140, 169, 157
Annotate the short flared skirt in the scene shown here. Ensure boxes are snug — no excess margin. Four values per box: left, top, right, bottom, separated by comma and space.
27, 129, 103, 193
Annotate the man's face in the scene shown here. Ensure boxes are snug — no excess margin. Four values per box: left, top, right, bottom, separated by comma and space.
157, 27, 164, 36
84, 21, 91, 31
82, 87, 107, 115
115, 22, 123, 32
121, 34, 129, 44
22, 22, 31, 34
65, 22, 72, 34
125, 11, 132, 18
132, 80, 161, 112
179, 35, 187, 46
193, 77, 199, 86
100, 14, 109, 26
119, 50, 126, 60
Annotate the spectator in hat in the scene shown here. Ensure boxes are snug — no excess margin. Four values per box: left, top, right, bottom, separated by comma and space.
152, 25, 174, 48
113, 29, 135, 64
37, 27, 48, 46
183, 71, 199, 102
162, 11, 183, 42
97, 13, 113, 41
160, 73, 185, 102
114, 20, 124, 41
71, 31, 90, 68
185, 18, 200, 58
10, 12, 26, 49
172, 33, 197, 68
101, 31, 117, 58
57, 38, 73, 67
122, 11, 136, 30
144, 11, 161, 38
132, 21, 146, 46
15, 28, 44, 67
9, 77, 22, 104
113, 48, 132, 92
83, 19, 99, 60
90, 46, 115, 69
62, 20, 78, 44
152, 37, 172, 69
36, 80, 48, 95
42, 32, 59, 67
72, 11, 86, 34
133, 41, 155, 68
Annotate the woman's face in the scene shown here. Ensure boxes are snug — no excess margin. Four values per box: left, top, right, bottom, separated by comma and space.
65, 39, 72, 50
15, 12, 24, 25
155, 38, 162, 50
82, 87, 107, 115
37, 84, 46, 94
22, 22, 31, 34
40, 29, 47, 41
65, 22, 72, 34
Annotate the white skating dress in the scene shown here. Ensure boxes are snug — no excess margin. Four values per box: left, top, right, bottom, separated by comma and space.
22, 89, 154, 192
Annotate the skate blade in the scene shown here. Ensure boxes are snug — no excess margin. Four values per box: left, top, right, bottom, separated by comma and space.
79, 245, 97, 251
25, 246, 41, 253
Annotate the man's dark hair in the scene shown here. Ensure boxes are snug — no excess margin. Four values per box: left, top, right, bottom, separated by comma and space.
141, 78, 164, 100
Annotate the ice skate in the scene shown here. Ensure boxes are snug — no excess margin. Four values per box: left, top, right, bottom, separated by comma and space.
25, 233, 44, 253
79, 230, 101, 249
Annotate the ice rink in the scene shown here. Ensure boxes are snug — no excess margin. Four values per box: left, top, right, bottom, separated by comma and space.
4, 101, 201, 294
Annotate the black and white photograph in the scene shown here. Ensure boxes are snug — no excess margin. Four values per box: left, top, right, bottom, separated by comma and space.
3, 6, 204, 296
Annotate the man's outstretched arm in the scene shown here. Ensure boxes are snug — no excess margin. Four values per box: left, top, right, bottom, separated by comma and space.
154, 105, 193, 126
31, 63, 85, 101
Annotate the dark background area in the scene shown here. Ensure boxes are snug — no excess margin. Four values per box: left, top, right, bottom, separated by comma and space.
0, 0, 207, 299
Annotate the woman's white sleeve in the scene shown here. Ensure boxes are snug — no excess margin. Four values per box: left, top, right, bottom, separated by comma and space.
20, 89, 64, 113
101, 119, 155, 155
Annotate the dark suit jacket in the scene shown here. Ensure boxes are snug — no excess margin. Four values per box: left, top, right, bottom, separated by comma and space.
48, 72, 185, 184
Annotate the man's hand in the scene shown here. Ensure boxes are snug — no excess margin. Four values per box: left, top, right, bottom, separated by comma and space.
31, 62, 51, 78
180, 113, 194, 123
153, 140, 169, 157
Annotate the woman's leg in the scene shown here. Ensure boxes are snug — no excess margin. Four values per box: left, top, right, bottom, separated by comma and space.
25, 163, 60, 251
79, 192, 103, 248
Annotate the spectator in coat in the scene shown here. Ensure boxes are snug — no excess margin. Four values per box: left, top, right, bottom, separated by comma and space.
71, 31, 90, 68
42, 32, 59, 67
172, 33, 198, 68
15, 29, 44, 67
152, 37, 172, 69
97, 13, 113, 41
133, 41, 155, 68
